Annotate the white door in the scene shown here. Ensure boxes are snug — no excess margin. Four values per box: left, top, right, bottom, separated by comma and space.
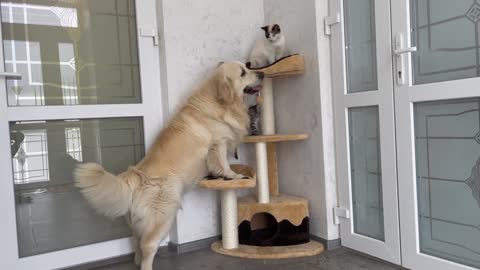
392, 0, 480, 269
0, 1, 163, 269
331, 0, 401, 264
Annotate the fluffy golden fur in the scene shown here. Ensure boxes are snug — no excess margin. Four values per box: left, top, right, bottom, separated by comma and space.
74, 61, 263, 270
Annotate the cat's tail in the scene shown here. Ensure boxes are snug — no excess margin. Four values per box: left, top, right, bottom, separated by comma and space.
74, 163, 139, 219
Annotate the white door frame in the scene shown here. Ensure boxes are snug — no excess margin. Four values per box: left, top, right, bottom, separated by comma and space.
392, 1, 479, 269
0, 1, 164, 269
331, 0, 401, 264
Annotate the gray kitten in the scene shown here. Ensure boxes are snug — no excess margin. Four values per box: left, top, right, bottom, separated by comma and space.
248, 102, 261, 135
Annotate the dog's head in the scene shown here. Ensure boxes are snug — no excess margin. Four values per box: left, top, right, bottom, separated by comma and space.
214, 61, 264, 104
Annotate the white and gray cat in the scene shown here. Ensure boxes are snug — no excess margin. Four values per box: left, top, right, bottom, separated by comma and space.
247, 24, 286, 69
245, 24, 286, 136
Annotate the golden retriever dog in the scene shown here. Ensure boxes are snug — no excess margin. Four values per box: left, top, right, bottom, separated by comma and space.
74, 61, 264, 270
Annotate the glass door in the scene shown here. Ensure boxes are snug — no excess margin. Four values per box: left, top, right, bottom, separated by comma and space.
392, 0, 480, 269
331, 0, 401, 264
0, 0, 162, 269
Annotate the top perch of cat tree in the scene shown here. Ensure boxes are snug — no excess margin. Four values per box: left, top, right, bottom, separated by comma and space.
249, 54, 304, 78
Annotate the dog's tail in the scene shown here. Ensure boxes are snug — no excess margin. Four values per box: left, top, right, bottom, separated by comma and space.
74, 163, 138, 219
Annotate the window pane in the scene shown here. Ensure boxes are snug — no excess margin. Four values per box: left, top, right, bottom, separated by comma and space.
414, 98, 480, 269
10, 117, 144, 257
411, 0, 480, 84
1, 0, 141, 106
344, 0, 378, 93
348, 106, 384, 241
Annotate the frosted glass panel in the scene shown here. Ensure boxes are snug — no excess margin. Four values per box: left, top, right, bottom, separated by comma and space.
349, 107, 384, 241
414, 98, 480, 269
411, 0, 480, 84
1, 0, 141, 106
344, 0, 378, 93
10, 117, 144, 257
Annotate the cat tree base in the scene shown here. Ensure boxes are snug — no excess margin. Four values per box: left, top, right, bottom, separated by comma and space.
237, 194, 312, 247
210, 240, 324, 259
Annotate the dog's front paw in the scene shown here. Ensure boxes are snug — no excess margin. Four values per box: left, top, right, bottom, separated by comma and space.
228, 173, 247, 180
221, 173, 245, 180
237, 173, 248, 179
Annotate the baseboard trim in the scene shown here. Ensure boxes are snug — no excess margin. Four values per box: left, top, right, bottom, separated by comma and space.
168, 235, 220, 254
310, 234, 341, 250
66, 246, 170, 270
67, 236, 219, 269
66, 254, 135, 270
67, 235, 338, 269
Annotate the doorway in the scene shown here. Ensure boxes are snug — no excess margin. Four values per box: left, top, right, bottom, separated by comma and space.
0, 1, 162, 269
332, 1, 480, 269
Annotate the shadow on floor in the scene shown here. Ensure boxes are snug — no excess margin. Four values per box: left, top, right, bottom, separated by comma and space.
90, 248, 401, 270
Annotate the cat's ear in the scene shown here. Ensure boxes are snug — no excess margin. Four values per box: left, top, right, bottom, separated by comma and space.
260, 25, 269, 33
217, 62, 224, 67
272, 24, 281, 33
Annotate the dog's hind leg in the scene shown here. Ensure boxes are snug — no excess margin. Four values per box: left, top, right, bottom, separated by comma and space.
139, 217, 174, 270
133, 233, 142, 267
207, 141, 245, 179
124, 214, 142, 266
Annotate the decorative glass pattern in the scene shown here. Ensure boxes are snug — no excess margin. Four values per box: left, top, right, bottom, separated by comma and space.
1, 0, 141, 106
12, 128, 49, 184
10, 117, 144, 257
349, 106, 385, 241
411, 0, 480, 84
414, 98, 480, 269
65, 126, 82, 161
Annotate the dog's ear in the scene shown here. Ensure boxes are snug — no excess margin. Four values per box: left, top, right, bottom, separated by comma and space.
215, 69, 235, 105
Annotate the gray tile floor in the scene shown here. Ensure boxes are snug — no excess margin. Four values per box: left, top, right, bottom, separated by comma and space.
90, 248, 401, 270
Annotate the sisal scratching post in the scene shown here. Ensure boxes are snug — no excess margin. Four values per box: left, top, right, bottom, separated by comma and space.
261, 78, 275, 135
221, 189, 238, 249
255, 77, 274, 204
255, 142, 269, 203
197, 165, 255, 250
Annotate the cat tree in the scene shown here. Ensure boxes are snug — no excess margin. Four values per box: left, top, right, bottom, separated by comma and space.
199, 55, 324, 258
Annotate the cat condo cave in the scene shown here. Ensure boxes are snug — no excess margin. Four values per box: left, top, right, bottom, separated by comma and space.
199, 54, 324, 259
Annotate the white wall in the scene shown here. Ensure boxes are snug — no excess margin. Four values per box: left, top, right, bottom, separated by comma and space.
156, 0, 339, 245
263, 0, 339, 241
156, 0, 264, 244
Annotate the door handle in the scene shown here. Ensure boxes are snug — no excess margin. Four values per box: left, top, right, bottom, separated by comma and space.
0, 71, 22, 80
393, 47, 417, 55
393, 33, 416, 85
